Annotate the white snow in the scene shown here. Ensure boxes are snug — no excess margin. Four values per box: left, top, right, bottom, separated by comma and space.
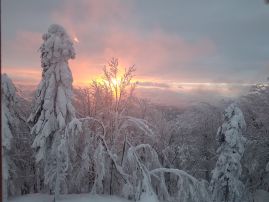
139, 193, 159, 202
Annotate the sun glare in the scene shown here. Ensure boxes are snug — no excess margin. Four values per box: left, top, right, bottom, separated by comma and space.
74, 36, 79, 43
111, 78, 121, 86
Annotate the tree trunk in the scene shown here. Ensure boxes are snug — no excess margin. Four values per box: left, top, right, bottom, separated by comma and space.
110, 161, 114, 195
121, 135, 127, 166
54, 155, 60, 201
36, 166, 40, 192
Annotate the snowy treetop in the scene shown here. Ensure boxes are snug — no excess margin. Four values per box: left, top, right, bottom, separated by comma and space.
29, 24, 77, 163
223, 103, 246, 131
1, 73, 16, 102
217, 103, 246, 155
2, 74, 17, 150
40, 24, 75, 68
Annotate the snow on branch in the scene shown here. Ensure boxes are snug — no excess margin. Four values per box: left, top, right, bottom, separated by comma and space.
120, 116, 154, 137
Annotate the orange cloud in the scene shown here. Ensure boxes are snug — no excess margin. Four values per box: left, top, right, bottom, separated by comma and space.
101, 30, 215, 76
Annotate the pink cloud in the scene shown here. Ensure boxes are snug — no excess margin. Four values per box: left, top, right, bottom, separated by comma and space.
102, 30, 215, 76
4, 0, 216, 88
51, 0, 132, 39
50, 0, 216, 85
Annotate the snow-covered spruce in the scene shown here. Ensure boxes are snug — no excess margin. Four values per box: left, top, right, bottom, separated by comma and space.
2, 74, 17, 201
239, 83, 269, 192
2, 74, 36, 199
210, 103, 248, 202
28, 24, 76, 200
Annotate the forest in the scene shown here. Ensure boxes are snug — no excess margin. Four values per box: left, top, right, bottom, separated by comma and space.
2, 24, 269, 202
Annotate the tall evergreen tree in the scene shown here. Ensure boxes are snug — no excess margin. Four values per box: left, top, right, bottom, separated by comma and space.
2, 74, 17, 201
210, 103, 248, 202
28, 24, 76, 200
2, 74, 36, 200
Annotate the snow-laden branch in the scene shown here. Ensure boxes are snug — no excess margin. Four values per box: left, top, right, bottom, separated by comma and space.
150, 168, 197, 182
119, 116, 154, 137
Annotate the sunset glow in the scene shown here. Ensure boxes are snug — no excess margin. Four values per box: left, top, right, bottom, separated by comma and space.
2, 2, 269, 202
2, 0, 269, 106
111, 78, 120, 87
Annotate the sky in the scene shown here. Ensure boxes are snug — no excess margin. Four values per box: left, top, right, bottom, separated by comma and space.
2, 0, 269, 106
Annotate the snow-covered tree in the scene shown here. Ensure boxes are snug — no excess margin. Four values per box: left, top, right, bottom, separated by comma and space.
239, 83, 269, 192
2, 74, 17, 201
2, 74, 36, 199
28, 24, 76, 200
70, 59, 215, 201
169, 102, 222, 180
121, 143, 212, 202
210, 103, 248, 202
122, 144, 168, 201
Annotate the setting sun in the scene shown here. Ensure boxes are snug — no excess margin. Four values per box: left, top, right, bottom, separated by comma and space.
111, 78, 120, 86
73, 36, 79, 43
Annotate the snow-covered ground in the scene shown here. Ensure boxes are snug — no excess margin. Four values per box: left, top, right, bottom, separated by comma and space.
9, 193, 158, 202
9, 194, 129, 202
9, 191, 269, 202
